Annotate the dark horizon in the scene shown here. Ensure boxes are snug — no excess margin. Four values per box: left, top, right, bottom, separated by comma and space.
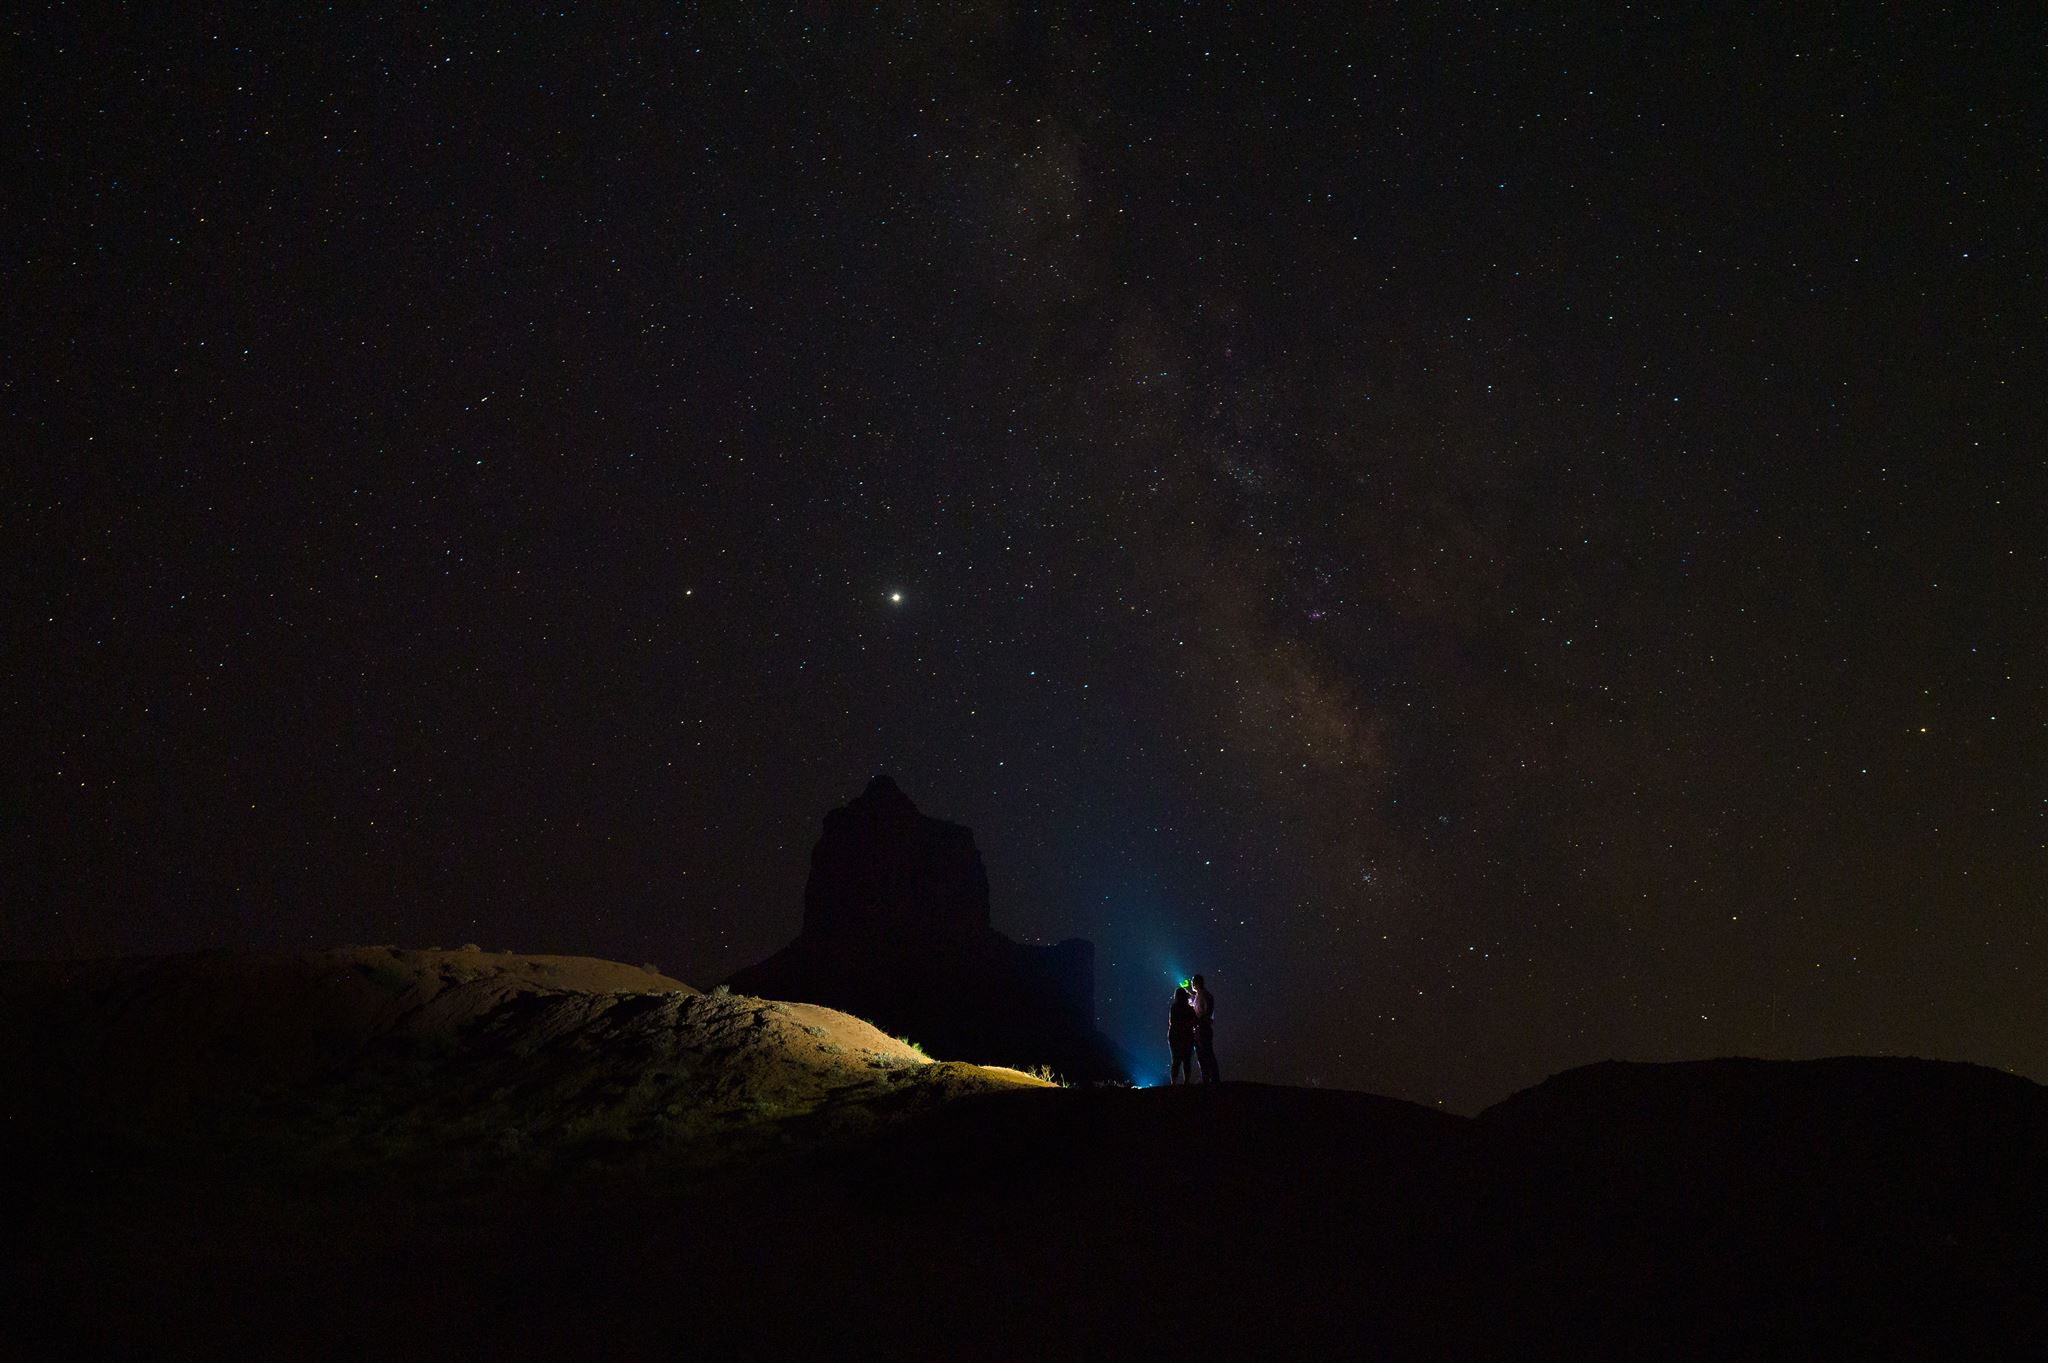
9, 5, 2042, 1112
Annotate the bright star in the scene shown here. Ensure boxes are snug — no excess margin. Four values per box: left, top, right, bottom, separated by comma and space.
888, 591, 904, 604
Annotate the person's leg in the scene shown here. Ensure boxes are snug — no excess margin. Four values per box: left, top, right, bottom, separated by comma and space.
1197, 1034, 1219, 1083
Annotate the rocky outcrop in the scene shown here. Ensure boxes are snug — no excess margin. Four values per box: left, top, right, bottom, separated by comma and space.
801, 774, 991, 941
724, 777, 1130, 1082
0, 946, 1048, 1178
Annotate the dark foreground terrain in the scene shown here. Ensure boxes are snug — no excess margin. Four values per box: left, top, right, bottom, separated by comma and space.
7, 950, 2044, 1359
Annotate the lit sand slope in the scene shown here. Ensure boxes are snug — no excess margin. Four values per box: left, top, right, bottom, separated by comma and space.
0, 946, 694, 1100
0, 946, 1049, 1175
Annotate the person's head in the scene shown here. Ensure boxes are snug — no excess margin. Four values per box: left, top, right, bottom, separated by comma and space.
1174, 986, 1190, 1005
1191, 974, 1206, 990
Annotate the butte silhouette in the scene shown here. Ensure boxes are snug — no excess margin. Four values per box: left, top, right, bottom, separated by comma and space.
724, 776, 1131, 1083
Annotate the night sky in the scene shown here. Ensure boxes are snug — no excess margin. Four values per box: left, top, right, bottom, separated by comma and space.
10, 5, 2043, 1109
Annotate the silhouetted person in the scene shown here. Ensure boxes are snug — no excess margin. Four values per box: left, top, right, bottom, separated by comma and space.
1191, 973, 1218, 1083
1168, 986, 1197, 1084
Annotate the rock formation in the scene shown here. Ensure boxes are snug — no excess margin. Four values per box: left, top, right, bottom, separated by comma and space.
724, 776, 1130, 1082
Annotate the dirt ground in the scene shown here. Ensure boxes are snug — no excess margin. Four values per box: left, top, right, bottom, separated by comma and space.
8, 950, 2045, 1360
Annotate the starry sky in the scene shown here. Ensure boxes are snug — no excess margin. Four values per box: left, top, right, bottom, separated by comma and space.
9, 4, 2043, 1109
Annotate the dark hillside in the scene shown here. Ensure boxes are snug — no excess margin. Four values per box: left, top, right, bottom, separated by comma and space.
7, 957, 2044, 1359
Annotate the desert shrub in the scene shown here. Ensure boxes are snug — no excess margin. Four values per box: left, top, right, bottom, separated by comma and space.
711, 983, 731, 997
1023, 1063, 1066, 1087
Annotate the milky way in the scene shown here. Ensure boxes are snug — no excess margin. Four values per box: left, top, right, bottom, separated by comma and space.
10, 6, 2041, 1108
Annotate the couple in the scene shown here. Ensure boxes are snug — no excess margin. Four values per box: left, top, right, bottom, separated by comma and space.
1168, 975, 1219, 1084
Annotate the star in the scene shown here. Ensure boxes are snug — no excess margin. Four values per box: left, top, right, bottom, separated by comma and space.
888, 591, 905, 605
